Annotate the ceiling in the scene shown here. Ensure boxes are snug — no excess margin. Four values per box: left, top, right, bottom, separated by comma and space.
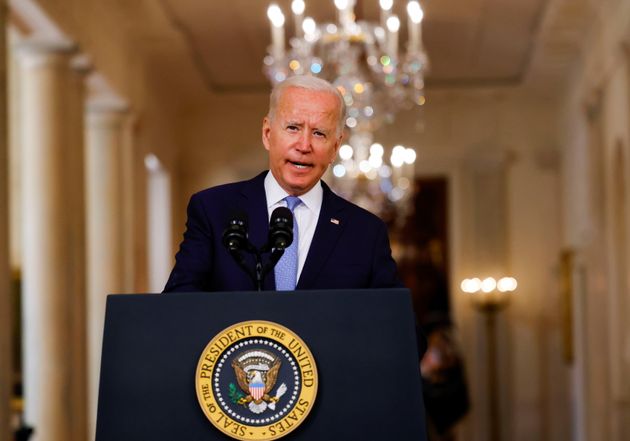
156, 0, 551, 93
10, 0, 595, 102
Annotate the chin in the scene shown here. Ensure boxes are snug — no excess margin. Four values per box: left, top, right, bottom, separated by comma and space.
287, 183, 309, 195
285, 179, 313, 195
284, 173, 313, 187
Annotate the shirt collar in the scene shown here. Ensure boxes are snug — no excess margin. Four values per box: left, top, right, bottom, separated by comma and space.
264, 171, 323, 212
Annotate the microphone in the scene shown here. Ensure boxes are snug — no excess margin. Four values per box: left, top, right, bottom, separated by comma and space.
260, 207, 294, 281
267, 207, 293, 250
222, 207, 295, 291
222, 211, 258, 288
222, 211, 249, 251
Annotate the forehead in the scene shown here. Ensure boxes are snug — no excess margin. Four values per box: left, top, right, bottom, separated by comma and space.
276, 87, 340, 126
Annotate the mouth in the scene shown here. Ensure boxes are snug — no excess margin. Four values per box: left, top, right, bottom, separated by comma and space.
287, 160, 313, 170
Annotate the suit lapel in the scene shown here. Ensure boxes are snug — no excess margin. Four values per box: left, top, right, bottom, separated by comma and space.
297, 182, 346, 289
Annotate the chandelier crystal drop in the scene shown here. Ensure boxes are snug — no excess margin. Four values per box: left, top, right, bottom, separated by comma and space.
263, 0, 428, 215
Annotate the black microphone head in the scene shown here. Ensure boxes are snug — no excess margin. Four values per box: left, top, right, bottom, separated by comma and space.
271, 206, 292, 225
269, 207, 293, 250
222, 210, 249, 251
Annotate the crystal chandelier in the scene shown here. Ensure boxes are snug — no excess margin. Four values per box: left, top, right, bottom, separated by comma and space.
263, 0, 428, 215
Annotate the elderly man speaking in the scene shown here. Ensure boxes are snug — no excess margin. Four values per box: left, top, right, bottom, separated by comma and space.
164, 75, 402, 293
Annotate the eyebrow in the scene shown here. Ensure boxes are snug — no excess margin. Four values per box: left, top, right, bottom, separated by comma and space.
285, 120, 330, 134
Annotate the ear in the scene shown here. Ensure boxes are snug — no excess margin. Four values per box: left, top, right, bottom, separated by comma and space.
330, 132, 343, 163
262, 117, 272, 151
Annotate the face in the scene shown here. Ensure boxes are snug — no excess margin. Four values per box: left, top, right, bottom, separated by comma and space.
262, 87, 342, 196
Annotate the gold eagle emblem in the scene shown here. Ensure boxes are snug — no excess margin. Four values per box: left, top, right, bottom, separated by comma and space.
231, 350, 287, 414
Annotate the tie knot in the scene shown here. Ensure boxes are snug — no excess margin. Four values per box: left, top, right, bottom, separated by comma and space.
285, 196, 301, 211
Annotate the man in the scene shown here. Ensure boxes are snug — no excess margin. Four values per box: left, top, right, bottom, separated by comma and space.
163, 75, 402, 292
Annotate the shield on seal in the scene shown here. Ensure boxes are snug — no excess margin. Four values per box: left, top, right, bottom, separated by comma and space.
249, 378, 265, 401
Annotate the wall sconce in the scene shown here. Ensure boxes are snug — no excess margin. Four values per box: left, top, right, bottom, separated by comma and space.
460, 276, 517, 312
460, 275, 518, 441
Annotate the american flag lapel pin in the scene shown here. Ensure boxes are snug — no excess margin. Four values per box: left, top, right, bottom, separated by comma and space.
330, 218, 340, 225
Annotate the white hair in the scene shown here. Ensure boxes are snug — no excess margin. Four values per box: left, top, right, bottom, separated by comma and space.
267, 75, 346, 136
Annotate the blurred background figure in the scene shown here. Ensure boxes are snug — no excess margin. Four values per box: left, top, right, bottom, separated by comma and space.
420, 317, 469, 441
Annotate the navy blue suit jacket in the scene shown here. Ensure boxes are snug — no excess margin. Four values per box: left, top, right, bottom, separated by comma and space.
163, 171, 402, 292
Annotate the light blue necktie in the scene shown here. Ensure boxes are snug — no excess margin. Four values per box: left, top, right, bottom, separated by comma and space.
275, 196, 301, 291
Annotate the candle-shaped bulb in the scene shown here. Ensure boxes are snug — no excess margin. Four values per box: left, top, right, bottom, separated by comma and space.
380, 0, 393, 34
267, 4, 285, 27
302, 17, 316, 35
406, 1, 422, 53
386, 15, 400, 32
334, 0, 349, 10
380, 0, 393, 10
407, 1, 423, 23
291, 0, 305, 15
291, 0, 305, 37
268, 4, 285, 60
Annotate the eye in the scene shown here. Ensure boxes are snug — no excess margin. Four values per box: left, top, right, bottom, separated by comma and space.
313, 130, 326, 138
286, 125, 299, 132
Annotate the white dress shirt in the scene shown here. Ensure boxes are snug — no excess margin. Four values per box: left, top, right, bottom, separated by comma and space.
264, 171, 323, 282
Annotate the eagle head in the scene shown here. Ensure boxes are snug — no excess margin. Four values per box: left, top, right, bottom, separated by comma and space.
249, 370, 264, 386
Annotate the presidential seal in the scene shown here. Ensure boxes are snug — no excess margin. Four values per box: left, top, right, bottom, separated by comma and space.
195, 321, 318, 440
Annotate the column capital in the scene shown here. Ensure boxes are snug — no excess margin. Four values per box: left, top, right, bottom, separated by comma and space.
86, 72, 129, 116
464, 149, 514, 174
70, 53, 94, 77
14, 37, 77, 69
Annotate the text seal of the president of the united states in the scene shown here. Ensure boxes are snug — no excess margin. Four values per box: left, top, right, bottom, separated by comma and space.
196, 320, 318, 440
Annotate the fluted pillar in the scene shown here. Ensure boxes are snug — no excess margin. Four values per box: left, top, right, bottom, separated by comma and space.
0, 1, 12, 440
85, 97, 130, 436
15, 38, 88, 441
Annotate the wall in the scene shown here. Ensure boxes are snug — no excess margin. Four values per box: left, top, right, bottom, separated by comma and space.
558, 0, 630, 439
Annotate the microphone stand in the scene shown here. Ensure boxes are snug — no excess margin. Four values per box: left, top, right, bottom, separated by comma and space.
224, 207, 292, 291
227, 242, 286, 292
261, 248, 285, 283
255, 249, 263, 292
228, 248, 257, 287
256, 247, 286, 291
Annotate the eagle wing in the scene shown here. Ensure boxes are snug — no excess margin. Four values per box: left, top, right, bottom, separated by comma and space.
231, 361, 250, 393
264, 360, 281, 393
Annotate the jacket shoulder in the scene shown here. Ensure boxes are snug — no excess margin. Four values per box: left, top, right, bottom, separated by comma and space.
191, 180, 245, 201
190, 171, 265, 203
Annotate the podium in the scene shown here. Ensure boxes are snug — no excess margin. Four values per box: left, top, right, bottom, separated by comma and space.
96, 289, 427, 440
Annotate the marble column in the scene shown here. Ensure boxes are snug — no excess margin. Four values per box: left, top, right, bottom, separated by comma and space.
15, 38, 87, 441
121, 115, 136, 291
0, 1, 12, 440
85, 97, 130, 437
66, 54, 91, 441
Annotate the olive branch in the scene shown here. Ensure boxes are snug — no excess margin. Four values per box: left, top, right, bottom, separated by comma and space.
228, 382, 245, 405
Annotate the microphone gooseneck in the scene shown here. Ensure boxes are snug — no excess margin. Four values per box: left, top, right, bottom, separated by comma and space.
222, 206, 296, 291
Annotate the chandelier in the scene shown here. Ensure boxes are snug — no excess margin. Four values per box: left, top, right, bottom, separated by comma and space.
263, 0, 428, 216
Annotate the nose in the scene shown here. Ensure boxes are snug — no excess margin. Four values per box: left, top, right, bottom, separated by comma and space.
296, 132, 312, 152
